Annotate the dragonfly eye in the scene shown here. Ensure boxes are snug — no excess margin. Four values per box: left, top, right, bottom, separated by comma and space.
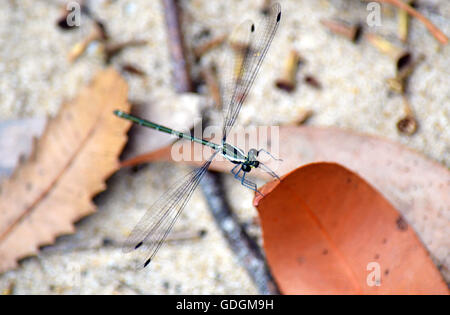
248, 148, 258, 159
252, 161, 260, 168
242, 164, 251, 172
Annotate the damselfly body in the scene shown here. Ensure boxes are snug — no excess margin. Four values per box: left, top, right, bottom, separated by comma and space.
114, 3, 281, 268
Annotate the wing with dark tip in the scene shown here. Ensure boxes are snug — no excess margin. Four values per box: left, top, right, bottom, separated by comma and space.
123, 151, 218, 268
221, 3, 281, 141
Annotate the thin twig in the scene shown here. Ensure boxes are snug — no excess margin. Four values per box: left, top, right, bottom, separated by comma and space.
104, 40, 147, 63
40, 229, 207, 255
193, 34, 227, 60
162, 0, 193, 92
397, 0, 413, 42
320, 19, 362, 42
199, 172, 280, 294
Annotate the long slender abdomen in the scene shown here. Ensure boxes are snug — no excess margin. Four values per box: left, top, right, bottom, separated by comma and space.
113, 110, 219, 150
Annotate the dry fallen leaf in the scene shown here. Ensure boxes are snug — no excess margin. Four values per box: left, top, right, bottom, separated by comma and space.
254, 162, 448, 294
0, 68, 131, 273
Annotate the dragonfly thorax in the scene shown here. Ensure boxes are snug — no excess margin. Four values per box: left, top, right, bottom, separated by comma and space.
242, 149, 259, 172
221, 143, 247, 163
221, 144, 261, 171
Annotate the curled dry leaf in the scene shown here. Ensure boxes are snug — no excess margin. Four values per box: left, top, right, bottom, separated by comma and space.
0, 68, 131, 273
253, 162, 448, 294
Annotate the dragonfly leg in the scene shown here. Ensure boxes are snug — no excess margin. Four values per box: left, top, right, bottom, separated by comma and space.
257, 148, 283, 161
231, 163, 241, 176
241, 171, 264, 196
231, 165, 264, 196
258, 162, 281, 181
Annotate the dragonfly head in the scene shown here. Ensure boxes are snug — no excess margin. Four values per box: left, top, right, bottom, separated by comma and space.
245, 148, 260, 170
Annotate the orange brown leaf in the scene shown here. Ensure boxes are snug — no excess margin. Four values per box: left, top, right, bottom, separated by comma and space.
253, 162, 448, 294
0, 68, 131, 273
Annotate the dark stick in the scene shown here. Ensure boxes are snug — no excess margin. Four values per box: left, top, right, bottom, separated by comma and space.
199, 172, 280, 294
161, 0, 279, 294
161, 0, 193, 93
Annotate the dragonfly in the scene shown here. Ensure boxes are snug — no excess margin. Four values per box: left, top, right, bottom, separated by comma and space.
114, 3, 281, 268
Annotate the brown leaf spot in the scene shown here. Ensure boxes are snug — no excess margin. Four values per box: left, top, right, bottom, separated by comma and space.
396, 216, 408, 231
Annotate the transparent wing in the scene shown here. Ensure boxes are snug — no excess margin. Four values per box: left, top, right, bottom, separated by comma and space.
123, 151, 218, 268
221, 3, 281, 141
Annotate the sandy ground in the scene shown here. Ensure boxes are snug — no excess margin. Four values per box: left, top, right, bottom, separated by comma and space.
0, 0, 448, 294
